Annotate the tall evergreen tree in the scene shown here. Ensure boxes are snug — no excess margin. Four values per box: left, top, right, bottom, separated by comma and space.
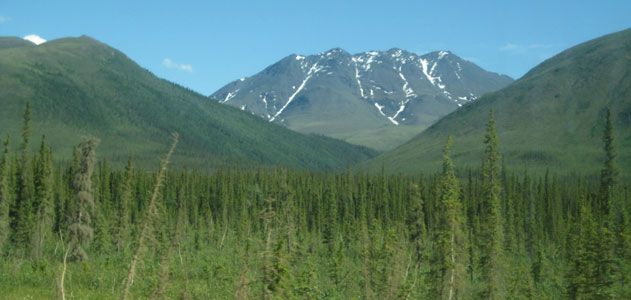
406, 182, 426, 267
67, 138, 98, 261
322, 176, 338, 253
567, 196, 600, 299
31, 136, 54, 258
0, 136, 11, 251
478, 110, 505, 299
589, 108, 619, 298
429, 136, 466, 299
11, 103, 34, 252
116, 157, 133, 253
598, 108, 618, 220
261, 196, 290, 299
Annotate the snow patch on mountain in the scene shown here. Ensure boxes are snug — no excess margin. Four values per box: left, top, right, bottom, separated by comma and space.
390, 98, 412, 126
270, 62, 322, 122
398, 66, 416, 98
352, 57, 366, 98
420, 58, 439, 86
222, 89, 240, 103
374, 102, 386, 116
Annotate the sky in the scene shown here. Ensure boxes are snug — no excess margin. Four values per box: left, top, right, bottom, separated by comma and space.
1, 0, 630, 95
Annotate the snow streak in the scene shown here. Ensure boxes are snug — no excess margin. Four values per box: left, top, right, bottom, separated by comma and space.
270, 62, 322, 122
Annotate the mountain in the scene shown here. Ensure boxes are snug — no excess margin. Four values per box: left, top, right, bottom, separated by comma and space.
0, 36, 377, 170
362, 29, 631, 174
212, 48, 513, 150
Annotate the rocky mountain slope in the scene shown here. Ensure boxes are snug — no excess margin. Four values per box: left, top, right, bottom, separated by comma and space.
212, 48, 512, 150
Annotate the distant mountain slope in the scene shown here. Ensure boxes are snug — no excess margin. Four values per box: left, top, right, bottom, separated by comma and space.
212, 48, 512, 150
0, 36, 377, 170
362, 29, 631, 174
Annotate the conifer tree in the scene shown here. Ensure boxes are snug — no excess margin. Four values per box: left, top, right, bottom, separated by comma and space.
594, 225, 615, 299
92, 161, 113, 253
0, 135, 11, 251
116, 158, 133, 253
567, 197, 599, 299
598, 108, 618, 220
478, 110, 505, 299
261, 196, 290, 299
67, 138, 98, 261
429, 136, 466, 299
322, 176, 338, 253
360, 195, 374, 300
31, 136, 54, 258
406, 182, 426, 267
11, 102, 34, 252
592, 107, 618, 298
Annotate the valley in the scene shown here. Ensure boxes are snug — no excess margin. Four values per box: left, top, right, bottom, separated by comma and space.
0, 3, 629, 299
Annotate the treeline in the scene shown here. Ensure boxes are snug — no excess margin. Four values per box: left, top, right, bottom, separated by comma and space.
0, 104, 629, 299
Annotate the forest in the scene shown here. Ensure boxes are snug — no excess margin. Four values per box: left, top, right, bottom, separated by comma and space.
0, 103, 629, 299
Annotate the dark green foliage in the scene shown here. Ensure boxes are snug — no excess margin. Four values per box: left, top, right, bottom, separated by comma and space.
598, 108, 618, 220
566, 199, 603, 299
428, 136, 467, 299
406, 182, 426, 267
0, 135, 10, 251
31, 136, 54, 258
11, 102, 34, 254
478, 111, 506, 299
115, 158, 134, 253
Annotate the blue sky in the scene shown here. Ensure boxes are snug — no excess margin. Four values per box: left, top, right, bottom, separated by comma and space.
1, 0, 630, 95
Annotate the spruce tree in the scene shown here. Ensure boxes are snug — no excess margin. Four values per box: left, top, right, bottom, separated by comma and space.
116, 158, 133, 253
598, 108, 618, 220
406, 182, 426, 267
322, 176, 338, 253
478, 110, 505, 299
67, 138, 98, 261
31, 136, 54, 258
11, 102, 34, 252
593, 107, 618, 297
261, 196, 290, 299
429, 136, 466, 299
0, 135, 11, 251
567, 197, 599, 299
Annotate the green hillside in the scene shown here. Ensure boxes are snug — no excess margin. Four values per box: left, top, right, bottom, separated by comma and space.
362, 28, 631, 174
0, 36, 377, 170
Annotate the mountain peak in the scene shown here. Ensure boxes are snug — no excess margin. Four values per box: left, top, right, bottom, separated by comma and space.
212, 46, 513, 150
321, 47, 350, 58
423, 50, 455, 60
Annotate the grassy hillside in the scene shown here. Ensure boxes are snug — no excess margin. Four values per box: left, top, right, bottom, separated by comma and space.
362, 28, 631, 175
0, 36, 377, 170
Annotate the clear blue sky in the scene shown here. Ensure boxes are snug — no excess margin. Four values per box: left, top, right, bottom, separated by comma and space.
1, 0, 630, 95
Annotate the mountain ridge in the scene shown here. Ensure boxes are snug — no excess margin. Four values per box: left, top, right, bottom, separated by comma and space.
0, 35, 377, 170
361, 28, 631, 174
211, 47, 512, 150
